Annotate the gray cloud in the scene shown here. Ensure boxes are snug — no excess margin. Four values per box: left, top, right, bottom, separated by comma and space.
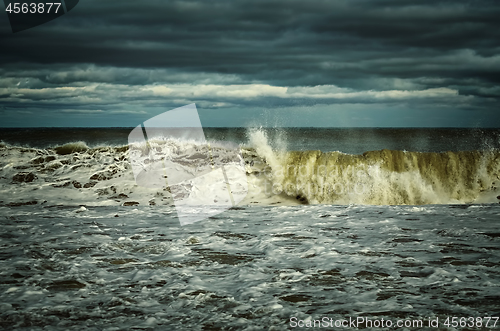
0, 0, 499, 126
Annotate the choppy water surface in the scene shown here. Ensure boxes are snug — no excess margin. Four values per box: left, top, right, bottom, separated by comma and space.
0, 127, 499, 330
1, 204, 499, 330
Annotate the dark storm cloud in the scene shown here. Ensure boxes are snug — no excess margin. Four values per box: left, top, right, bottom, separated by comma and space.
0, 0, 499, 125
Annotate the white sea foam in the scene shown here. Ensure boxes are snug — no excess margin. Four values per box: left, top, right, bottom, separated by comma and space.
0, 133, 499, 208
0, 203, 498, 329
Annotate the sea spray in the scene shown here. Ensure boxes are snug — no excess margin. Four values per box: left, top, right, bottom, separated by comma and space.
246, 128, 287, 193
1, 133, 500, 206
243, 128, 500, 205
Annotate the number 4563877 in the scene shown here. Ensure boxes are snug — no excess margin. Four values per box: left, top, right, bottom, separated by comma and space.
5, 3, 61, 14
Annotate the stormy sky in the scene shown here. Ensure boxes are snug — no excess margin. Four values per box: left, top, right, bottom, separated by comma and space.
1, 0, 499, 127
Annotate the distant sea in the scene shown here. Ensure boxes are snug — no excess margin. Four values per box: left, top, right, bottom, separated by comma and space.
1, 127, 499, 153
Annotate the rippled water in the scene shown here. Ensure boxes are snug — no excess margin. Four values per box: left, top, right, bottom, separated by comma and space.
1, 204, 499, 330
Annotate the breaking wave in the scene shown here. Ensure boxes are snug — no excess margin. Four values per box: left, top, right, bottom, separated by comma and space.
54, 141, 89, 155
244, 129, 500, 205
1, 130, 499, 207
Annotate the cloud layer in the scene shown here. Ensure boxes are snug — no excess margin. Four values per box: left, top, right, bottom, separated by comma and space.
0, 0, 499, 126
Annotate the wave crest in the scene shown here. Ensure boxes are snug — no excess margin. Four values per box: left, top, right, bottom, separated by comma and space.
54, 141, 89, 155
1, 131, 499, 206
244, 129, 500, 205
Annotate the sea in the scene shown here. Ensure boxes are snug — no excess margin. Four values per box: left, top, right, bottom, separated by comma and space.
0, 127, 499, 330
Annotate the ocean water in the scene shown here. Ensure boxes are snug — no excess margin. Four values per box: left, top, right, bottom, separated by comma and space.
0, 128, 499, 330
